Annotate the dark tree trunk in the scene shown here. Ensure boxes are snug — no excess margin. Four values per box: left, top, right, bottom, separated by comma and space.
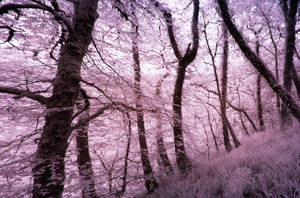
172, 64, 193, 173
75, 90, 98, 198
217, 0, 300, 125
220, 24, 233, 152
280, 0, 299, 127
255, 36, 265, 131
116, 112, 132, 197
32, 1, 99, 197
256, 74, 265, 131
132, 24, 158, 193
240, 112, 250, 135
207, 109, 219, 151
154, 0, 199, 174
155, 75, 174, 175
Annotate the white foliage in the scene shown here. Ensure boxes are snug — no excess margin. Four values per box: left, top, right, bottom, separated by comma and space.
140, 126, 300, 198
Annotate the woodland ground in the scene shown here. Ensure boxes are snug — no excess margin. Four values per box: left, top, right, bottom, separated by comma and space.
137, 124, 300, 198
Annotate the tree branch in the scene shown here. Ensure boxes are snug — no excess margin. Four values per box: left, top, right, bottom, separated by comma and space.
150, 0, 182, 61
184, 0, 199, 62
0, 3, 73, 35
193, 83, 258, 131
0, 86, 49, 105
0, 25, 15, 43
217, 0, 300, 124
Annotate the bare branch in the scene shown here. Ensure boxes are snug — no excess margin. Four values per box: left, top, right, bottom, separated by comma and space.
217, 0, 300, 124
150, 0, 182, 61
0, 25, 15, 43
71, 104, 113, 131
192, 83, 258, 131
0, 86, 49, 105
0, 3, 73, 35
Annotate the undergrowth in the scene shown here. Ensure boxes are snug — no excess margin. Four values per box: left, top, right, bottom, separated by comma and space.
138, 126, 300, 198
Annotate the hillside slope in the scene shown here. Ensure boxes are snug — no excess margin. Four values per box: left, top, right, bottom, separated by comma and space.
139, 126, 300, 198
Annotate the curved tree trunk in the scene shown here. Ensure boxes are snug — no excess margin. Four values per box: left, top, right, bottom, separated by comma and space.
132, 23, 158, 193
152, 0, 199, 174
217, 0, 300, 125
32, 1, 99, 197
76, 90, 98, 198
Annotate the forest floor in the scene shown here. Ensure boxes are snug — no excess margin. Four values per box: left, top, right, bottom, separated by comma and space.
137, 124, 300, 198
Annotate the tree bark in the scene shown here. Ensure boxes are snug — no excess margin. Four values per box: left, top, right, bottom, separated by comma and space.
32, 1, 99, 197
254, 31, 265, 131
152, 0, 199, 174
256, 74, 265, 131
220, 24, 233, 151
132, 24, 158, 193
75, 90, 98, 198
155, 74, 174, 175
116, 112, 132, 197
260, 9, 281, 117
280, 0, 299, 127
207, 109, 219, 152
217, 0, 300, 125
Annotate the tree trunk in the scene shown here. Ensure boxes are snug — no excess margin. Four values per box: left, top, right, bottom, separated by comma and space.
116, 112, 132, 197
280, 0, 299, 127
217, 0, 300, 125
132, 24, 158, 193
155, 75, 174, 175
32, 1, 99, 197
173, 64, 193, 173
220, 24, 233, 152
75, 90, 98, 198
207, 109, 219, 152
256, 74, 265, 131
260, 10, 281, 118
255, 37, 265, 131
239, 112, 250, 135
152, 0, 199, 174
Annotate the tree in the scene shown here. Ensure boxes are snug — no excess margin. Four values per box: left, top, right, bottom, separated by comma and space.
152, 0, 200, 174
248, 25, 265, 131
259, 8, 282, 118
216, 0, 300, 125
131, 4, 158, 193
220, 24, 233, 150
75, 89, 98, 198
279, 0, 300, 127
201, 15, 240, 151
0, 1, 100, 197
155, 73, 174, 175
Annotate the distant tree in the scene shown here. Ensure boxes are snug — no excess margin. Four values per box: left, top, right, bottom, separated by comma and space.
202, 16, 240, 151
248, 25, 265, 131
259, 8, 282, 118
